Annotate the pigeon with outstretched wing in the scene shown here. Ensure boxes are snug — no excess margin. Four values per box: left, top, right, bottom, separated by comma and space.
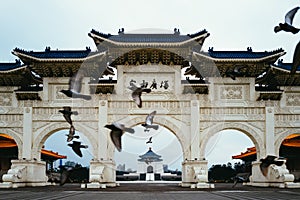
60, 71, 92, 100
66, 125, 80, 142
68, 141, 88, 157
131, 87, 151, 108
260, 155, 284, 176
291, 40, 300, 74
274, 7, 300, 34
141, 111, 159, 132
58, 106, 78, 125
146, 137, 152, 144
104, 122, 134, 152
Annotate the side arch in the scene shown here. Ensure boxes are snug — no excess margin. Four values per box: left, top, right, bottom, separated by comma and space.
32, 122, 98, 160
275, 128, 300, 156
199, 122, 264, 160
0, 128, 23, 159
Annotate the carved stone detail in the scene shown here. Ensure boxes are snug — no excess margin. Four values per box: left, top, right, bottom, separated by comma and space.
0, 92, 13, 106
0, 114, 23, 127
286, 94, 300, 106
220, 86, 243, 100
54, 85, 69, 100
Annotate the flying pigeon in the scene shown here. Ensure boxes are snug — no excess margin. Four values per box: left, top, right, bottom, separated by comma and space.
67, 141, 88, 157
274, 7, 300, 34
60, 71, 92, 100
259, 155, 284, 176
66, 125, 80, 142
59, 166, 73, 186
146, 137, 152, 144
104, 122, 135, 152
141, 111, 159, 132
291, 40, 300, 74
58, 106, 78, 125
132, 87, 151, 108
225, 65, 247, 80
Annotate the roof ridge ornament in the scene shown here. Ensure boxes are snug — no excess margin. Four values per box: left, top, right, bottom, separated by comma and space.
15, 59, 21, 65
45, 46, 51, 52
118, 28, 125, 34
174, 28, 180, 35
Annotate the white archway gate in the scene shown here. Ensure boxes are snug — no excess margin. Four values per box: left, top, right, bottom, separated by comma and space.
1, 64, 300, 188
1, 29, 300, 188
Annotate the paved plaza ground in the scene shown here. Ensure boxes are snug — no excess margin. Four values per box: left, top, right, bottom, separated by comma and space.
0, 182, 300, 200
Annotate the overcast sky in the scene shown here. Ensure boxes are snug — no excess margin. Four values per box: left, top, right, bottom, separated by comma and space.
1, 0, 298, 170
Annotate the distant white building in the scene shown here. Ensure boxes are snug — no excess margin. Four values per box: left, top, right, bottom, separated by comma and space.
137, 147, 164, 175
117, 164, 125, 172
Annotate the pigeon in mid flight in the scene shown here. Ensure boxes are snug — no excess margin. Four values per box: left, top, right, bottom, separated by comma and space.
260, 155, 284, 176
104, 122, 135, 152
291, 41, 300, 74
141, 111, 159, 132
58, 106, 78, 125
274, 7, 300, 34
67, 141, 88, 157
59, 166, 73, 186
66, 125, 80, 142
60, 71, 92, 100
146, 137, 152, 144
132, 87, 151, 108
225, 65, 247, 80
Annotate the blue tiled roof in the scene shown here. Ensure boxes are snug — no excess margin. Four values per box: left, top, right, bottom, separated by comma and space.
0, 60, 23, 71
207, 47, 285, 59
109, 34, 190, 43
273, 60, 300, 71
91, 29, 208, 43
13, 47, 93, 59
139, 148, 161, 159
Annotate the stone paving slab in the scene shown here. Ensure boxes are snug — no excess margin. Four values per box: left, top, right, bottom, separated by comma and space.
0, 183, 300, 200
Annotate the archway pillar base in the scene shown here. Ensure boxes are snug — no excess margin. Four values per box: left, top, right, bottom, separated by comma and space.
86, 160, 117, 189
0, 159, 48, 188
246, 161, 300, 188
180, 160, 214, 189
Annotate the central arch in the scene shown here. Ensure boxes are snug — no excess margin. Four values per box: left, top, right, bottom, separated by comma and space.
107, 115, 189, 165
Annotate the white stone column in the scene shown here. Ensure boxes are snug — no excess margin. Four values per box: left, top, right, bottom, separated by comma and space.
174, 65, 181, 95
98, 100, 108, 160
42, 78, 49, 101
115, 65, 124, 95
82, 77, 91, 95
22, 107, 33, 160
265, 107, 275, 157
190, 100, 200, 160
86, 99, 117, 188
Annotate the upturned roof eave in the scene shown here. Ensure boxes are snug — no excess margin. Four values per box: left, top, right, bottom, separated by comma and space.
88, 32, 210, 47
193, 51, 286, 63
0, 65, 27, 73
12, 50, 106, 63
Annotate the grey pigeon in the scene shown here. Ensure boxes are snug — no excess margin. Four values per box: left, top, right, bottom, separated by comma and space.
60, 71, 92, 100
132, 87, 151, 108
104, 122, 135, 152
259, 155, 284, 176
66, 125, 80, 142
67, 141, 88, 157
291, 41, 300, 74
225, 65, 247, 80
58, 106, 78, 125
146, 137, 152, 144
141, 111, 159, 132
274, 7, 300, 34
